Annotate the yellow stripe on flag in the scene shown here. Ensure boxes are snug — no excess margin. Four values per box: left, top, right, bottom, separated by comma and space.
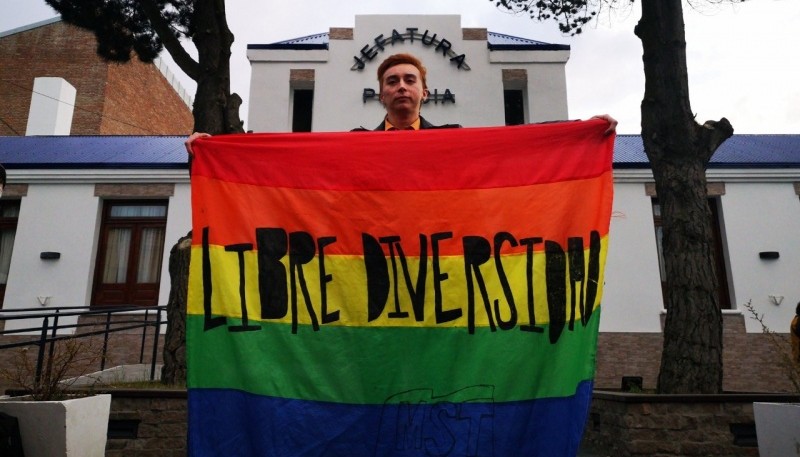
187, 236, 607, 328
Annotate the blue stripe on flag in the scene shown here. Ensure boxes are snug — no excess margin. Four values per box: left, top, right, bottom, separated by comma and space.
188, 380, 593, 457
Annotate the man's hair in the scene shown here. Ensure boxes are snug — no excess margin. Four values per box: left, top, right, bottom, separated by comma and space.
377, 53, 428, 91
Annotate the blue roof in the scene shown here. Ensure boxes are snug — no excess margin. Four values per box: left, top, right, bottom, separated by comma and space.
247, 31, 568, 51
0, 134, 798, 170
614, 134, 800, 169
0, 136, 188, 169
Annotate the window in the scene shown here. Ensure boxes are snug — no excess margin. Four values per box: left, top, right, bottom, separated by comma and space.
292, 89, 314, 132
504, 90, 525, 126
289, 69, 315, 132
652, 198, 731, 309
92, 201, 168, 307
502, 69, 527, 126
0, 200, 20, 307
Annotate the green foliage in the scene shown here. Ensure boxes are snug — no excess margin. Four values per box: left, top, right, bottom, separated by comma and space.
44, 0, 194, 62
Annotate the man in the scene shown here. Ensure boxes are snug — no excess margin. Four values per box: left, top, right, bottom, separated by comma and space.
186, 54, 455, 151
352, 53, 460, 131
353, 52, 616, 133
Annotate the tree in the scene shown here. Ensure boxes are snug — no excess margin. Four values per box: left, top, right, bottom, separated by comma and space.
493, 0, 736, 394
45, 0, 246, 384
45, 0, 244, 135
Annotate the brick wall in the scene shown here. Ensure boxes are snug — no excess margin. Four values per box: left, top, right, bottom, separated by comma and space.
106, 390, 187, 457
595, 331, 663, 390
76, 315, 166, 370
594, 313, 796, 392
0, 20, 193, 136
583, 391, 800, 456
103, 59, 193, 134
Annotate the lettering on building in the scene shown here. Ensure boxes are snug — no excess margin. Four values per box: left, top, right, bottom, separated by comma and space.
351, 28, 470, 71
363, 88, 456, 104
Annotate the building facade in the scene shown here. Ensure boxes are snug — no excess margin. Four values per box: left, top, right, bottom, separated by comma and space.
0, 137, 190, 335
247, 15, 570, 132
603, 136, 800, 392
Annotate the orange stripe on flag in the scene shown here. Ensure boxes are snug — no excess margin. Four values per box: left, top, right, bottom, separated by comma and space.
191, 171, 613, 255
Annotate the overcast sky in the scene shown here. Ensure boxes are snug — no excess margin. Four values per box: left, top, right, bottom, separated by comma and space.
3, 0, 798, 134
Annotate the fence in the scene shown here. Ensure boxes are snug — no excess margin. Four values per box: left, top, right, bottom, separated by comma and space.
0, 305, 166, 387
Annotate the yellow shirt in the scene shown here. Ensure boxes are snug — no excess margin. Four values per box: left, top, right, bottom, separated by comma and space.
384, 118, 421, 131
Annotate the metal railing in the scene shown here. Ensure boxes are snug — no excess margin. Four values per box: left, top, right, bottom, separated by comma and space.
0, 305, 166, 386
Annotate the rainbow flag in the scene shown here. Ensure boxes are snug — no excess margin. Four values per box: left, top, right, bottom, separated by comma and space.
187, 120, 614, 456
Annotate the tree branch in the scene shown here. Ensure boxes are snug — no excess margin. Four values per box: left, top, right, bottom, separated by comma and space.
140, 0, 200, 81
697, 117, 734, 164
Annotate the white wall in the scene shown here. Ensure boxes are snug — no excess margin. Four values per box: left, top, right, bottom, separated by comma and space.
600, 170, 800, 335
247, 14, 570, 132
2, 171, 190, 333
719, 180, 800, 332
247, 56, 312, 133
4, 183, 100, 331
159, 182, 192, 307
601, 178, 665, 332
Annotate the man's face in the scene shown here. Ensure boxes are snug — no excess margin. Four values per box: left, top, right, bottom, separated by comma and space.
379, 63, 428, 117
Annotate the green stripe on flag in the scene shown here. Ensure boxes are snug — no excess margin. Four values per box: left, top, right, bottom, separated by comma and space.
187, 309, 600, 405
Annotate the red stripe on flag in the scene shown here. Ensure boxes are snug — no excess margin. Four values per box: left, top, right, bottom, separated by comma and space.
190, 120, 614, 191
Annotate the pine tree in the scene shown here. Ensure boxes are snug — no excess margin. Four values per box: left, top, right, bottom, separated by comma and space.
46, 0, 244, 134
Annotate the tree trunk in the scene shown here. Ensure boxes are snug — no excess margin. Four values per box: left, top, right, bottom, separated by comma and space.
161, 0, 245, 385
636, 0, 733, 394
191, 0, 244, 135
161, 232, 192, 385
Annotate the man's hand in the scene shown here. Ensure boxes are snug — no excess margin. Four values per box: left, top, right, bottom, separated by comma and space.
185, 132, 211, 156
590, 114, 618, 135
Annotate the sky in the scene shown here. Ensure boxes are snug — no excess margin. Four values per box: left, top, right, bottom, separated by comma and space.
2, 0, 799, 134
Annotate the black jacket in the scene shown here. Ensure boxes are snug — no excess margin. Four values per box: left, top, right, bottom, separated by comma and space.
351, 116, 462, 131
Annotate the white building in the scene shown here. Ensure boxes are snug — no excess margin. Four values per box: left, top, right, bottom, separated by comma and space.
247, 15, 570, 132
0, 137, 190, 331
